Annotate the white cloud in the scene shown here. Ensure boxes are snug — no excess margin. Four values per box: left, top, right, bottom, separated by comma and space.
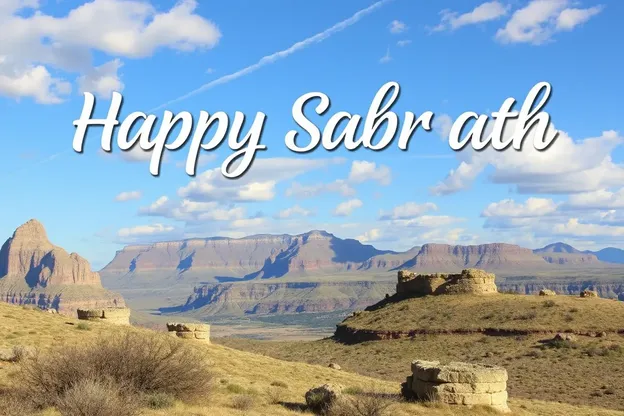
431, 125, 624, 195
379, 47, 392, 64
556, 6, 603, 30
389, 20, 408, 34
114, 190, 142, 202
482, 198, 559, 218
139, 196, 245, 222
274, 205, 314, 220
0, 0, 220, 103
433, 1, 508, 32
0, 61, 71, 104
348, 161, 392, 186
552, 218, 624, 238
357, 228, 383, 243
496, 0, 603, 45
333, 199, 363, 217
397, 39, 412, 47
179, 158, 343, 203
564, 188, 624, 210
119, 146, 155, 162
285, 180, 356, 199
77, 59, 124, 98
379, 202, 438, 220
117, 223, 176, 239
433, 113, 453, 139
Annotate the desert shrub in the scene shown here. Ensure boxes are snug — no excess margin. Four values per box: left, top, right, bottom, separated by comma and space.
265, 387, 284, 405
144, 392, 176, 409
514, 311, 537, 321
547, 338, 577, 349
18, 331, 213, 409
55, 378, 138, 416
231, 394, 256, 411
0, 387, 36, 416
306, 391, 327, 413
226, 383, 246, 394
270, 380, 288, 388
542, 300, 556, 308
76, 322, 91, 331
327, 393, 393, 416
343, 386, 364, 395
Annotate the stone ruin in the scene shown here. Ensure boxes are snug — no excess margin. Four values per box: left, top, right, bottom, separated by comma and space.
77, 307, 131, 325
166, 322, 210, 343
397, 268, 498, 297
403, 360, 509, 413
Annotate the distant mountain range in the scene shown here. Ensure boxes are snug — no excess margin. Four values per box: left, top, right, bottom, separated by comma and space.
99, 231, 624, 319
101, 230, 624, 280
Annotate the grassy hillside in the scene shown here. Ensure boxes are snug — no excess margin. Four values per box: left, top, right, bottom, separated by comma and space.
339, 293, 624, 334
0, 302, 620, 415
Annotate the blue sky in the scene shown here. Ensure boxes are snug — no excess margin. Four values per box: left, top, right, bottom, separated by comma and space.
0, 0, 623, 268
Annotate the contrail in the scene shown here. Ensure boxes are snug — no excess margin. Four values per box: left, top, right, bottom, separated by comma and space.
149, 0, 392, 112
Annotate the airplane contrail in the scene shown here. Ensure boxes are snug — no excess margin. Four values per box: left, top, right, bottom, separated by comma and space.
149, 0, 392, 112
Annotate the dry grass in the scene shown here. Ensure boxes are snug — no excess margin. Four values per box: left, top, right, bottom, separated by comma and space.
340, 294, 624, 334
0, 302, 623, 416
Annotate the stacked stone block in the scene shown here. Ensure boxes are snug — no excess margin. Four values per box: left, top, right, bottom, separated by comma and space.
397, 268, 498, 297
77, 307, 131, 325
406, 360, 509, 413
166, 322, 210, 342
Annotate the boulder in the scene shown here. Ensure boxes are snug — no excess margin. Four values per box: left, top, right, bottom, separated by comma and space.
553, 333, 577, 342
539, 289, 556, 296
305, 383, 343, 411
580, 289, 598, 298
328, 363, 341, 370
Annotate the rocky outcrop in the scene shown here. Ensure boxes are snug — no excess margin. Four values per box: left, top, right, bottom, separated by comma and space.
166, 322, 210, 342
397, 269, 498, 296
404, 360, 509, 413
0, 219, 125, 314
305, 384, 344, 411
539, 289, 557, 296
77, 307, 131, 325
580, 289, 599, 298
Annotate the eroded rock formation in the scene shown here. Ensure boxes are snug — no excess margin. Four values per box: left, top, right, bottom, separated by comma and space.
404, 360, 509, 413
166, 322, 210, 342
0, 219, 125, 314
77, 307, 131, 325
397, 268, 498, 296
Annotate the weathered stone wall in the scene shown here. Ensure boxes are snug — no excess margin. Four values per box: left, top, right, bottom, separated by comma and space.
166, 322, 210, 343
405, 360, 509, 413
397, 268, 498, 297
77, 307, 131, 325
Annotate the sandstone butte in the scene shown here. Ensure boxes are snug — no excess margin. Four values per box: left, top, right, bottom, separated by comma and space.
0, 219, 125, 315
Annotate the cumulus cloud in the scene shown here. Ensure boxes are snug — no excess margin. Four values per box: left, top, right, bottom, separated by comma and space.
0, 0, 220, 103
379, 202, 438, 220
179, 157, 344, 203
333, 199, 363, 217
348, 161, 392, 186
496, 0, 603, 45
114, 190, 142, 202
285, 180, 356, 199
116, 223, 179, 243
482, 198, 559, 218
433, 1, 509, 32
431, 123, 624, 195
139, 196, 245, 222
77, 59, 124, 98
389, 20, 408, 34
274, 205, 314, 220
357, 228, 383, 243
563, 188, 624, 210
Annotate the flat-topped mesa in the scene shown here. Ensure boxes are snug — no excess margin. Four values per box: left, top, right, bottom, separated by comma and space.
397, 268, 498, 296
